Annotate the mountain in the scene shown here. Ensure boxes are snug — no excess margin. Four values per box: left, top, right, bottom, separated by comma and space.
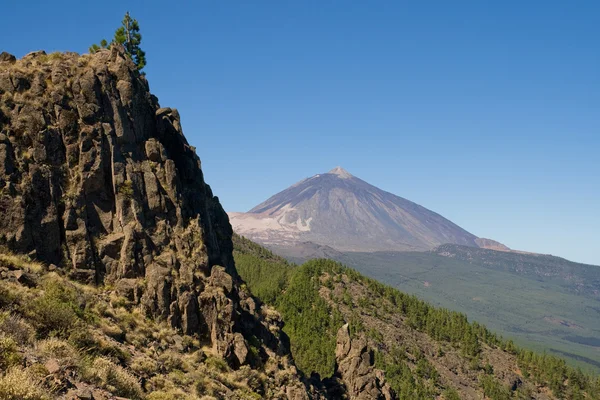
233, 234, 600, 399
229, 167, 484, 254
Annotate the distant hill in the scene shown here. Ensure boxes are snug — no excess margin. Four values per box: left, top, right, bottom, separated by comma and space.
229, 167, 485, 253
433, 244, 600, 298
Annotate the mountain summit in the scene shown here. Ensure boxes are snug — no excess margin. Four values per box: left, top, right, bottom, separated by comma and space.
229, 168, 481, 252
328, 166, 354, 179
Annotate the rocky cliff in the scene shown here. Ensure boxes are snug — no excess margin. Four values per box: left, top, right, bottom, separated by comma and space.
0, 48, 401, 400
0, 48, 316, 399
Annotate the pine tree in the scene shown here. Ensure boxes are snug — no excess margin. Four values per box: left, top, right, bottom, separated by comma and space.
113, 12, 146, 71
88, 12, 146, 71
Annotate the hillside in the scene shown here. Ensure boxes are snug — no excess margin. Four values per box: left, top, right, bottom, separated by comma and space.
234, 234, 600, 399
331, 246, 600, 373
0, 252, 308, 399
229, 167, 481, 253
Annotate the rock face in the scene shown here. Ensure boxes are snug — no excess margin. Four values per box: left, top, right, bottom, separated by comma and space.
0, 48, 313, 397
332, 324, 394, 400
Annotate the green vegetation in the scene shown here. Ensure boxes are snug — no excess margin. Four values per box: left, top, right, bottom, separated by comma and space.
234, 235, 343, 377
234, 237, 600, 399
334, 248, 600, 373
113, 12, 146, 70
375, 349, 437, 399
90, 12, 146, 71
479, 374, 512, 400
233, 234, 291, 304
276, 260, 345, 377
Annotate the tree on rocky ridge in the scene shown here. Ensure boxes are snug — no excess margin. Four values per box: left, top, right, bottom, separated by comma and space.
113, 11, 146, 71
89, 11, 146, 71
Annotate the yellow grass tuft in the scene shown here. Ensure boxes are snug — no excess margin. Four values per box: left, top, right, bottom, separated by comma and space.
0, 367, 49, 400
0, 252, 44, 273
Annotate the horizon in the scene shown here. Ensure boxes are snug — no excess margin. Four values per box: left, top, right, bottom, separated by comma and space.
2, 1, 598, 265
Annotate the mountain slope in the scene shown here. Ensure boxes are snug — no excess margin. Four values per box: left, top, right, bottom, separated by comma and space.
233, 235, 600, 399
229, 167, 480, 253
331, 246, 600, 373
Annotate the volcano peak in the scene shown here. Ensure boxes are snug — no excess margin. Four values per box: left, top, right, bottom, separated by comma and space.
328, 166, 353, 179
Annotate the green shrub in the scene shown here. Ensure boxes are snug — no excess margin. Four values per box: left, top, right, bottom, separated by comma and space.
159, 350, 184, 371
479, 374, 511, 400
118, 180, 134, 199
0, 284, 17, 308
131, 355, 159, 376
205, 356, 228, 373
0, 335, 22, 369
25, 279, 86, 337
69, 328, 131, 363
442, 387, 461, 400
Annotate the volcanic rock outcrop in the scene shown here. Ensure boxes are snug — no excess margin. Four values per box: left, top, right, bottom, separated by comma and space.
0, 48, 314, 397
331, 324, 394, 400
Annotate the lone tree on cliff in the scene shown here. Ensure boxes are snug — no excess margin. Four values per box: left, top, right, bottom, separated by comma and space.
89, 12, 146, 71
113, 12, 146, 70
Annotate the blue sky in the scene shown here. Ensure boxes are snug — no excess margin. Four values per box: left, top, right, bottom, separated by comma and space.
2, 1, 599, 265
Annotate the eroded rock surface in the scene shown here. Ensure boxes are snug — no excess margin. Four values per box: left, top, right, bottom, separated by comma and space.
332, 324, 394, 400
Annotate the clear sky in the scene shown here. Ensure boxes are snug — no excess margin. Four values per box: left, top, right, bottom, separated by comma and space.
2, 1, 599, 265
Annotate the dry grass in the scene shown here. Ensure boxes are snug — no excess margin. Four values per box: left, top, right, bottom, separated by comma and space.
88, 357, 143, 399
0, 367, 49, 400
0, 252, 44, 273
0, 313, 35, 344
36, 338, 81, 367
0, 334, 22, 369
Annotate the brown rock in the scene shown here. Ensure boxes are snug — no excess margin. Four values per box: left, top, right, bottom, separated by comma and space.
209, 266, 233, 294
0, 52, 16, 63
23, 50, 47, 59
11, 270, 37, 287
45, 358, 61, 374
